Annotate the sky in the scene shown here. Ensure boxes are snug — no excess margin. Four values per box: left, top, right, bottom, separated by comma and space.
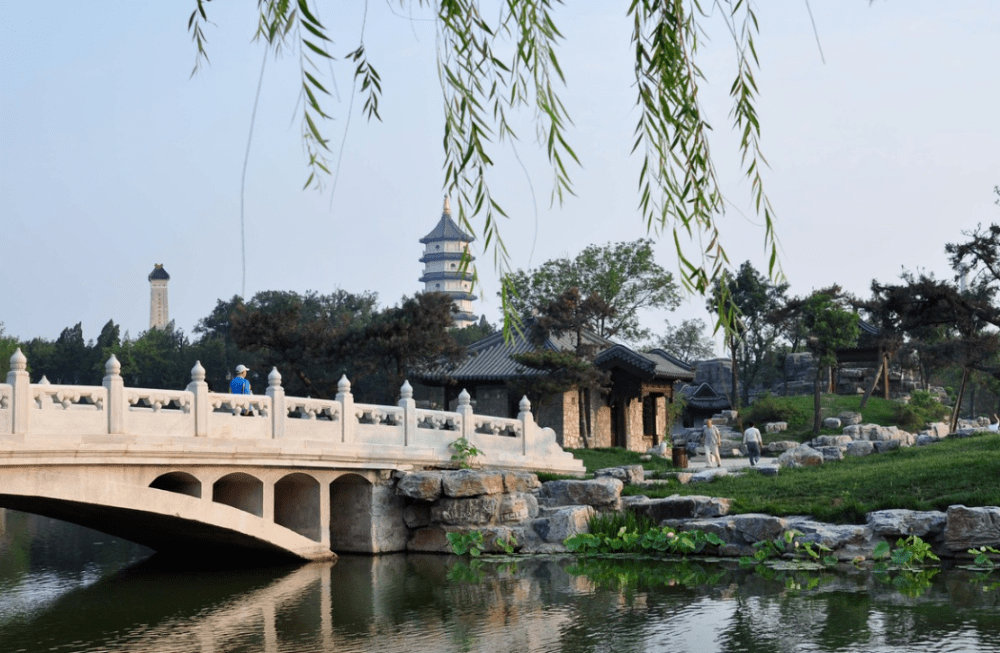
1, 2, 999, 355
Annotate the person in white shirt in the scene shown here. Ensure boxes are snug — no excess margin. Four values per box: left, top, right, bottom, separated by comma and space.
702, 419, 722, 468
743, 420, 763, 466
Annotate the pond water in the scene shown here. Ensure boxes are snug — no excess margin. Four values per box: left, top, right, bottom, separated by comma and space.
2, 509, 1000, 653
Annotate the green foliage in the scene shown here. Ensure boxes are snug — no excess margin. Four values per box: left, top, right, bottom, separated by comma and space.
742, 393, 809, 429
450, 437, 483, 469
446, 531, 485, 557
893, 390, 950, 432
871, 535, 939, 573
969, 545, 1000, 570
738, 530, 838, 568
565, 512, 723, 557
188, 2, 780, 331
655, 318, 716, 363
505, 239, 681, 342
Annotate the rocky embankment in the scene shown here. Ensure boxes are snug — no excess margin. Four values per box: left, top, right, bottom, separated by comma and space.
395, 466, 1000, 560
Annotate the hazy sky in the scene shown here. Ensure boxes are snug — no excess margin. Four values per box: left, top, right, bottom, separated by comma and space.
2, 2, 998, 354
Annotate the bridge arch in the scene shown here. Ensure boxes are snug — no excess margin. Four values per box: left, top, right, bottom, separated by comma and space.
149, 471, 202, 498
329, 473, 374, 553
274, 472, 321, 542
213, 472, 264, 517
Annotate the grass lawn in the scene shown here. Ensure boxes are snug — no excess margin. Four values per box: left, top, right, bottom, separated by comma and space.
617, 433, 1000, 524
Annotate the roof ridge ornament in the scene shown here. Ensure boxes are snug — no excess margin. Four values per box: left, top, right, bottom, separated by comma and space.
443, 195, 451, 215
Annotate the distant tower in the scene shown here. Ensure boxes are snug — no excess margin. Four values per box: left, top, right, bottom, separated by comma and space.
148, 264, 170, 329
419, 197, 477, 328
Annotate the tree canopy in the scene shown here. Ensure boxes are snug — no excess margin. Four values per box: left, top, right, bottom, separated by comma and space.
505, 238, 681, 342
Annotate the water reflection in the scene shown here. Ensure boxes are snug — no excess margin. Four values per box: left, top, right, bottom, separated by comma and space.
4, 511, 1000, 653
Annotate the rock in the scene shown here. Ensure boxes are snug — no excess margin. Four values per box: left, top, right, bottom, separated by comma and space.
785, 517, 875, 560
503, 471, 541, 494
531, 505, 595, 544
845, 440, 874, 457
403, 503, 432, 528
915, 433, 940, 446
666, 514, 788, 557
823, 417, 842, 429
647, 442, 670, 458
764, 422, 788, 433
407, 526, 452, 553
765, 440, 799, 455
499, 493, 538, 523
690, 467, 729, 483
627, 495, 731, 522
594, 464, 645, 485
943, 505, 1000, 553
431, 496, 502, 525
867, 509, 947, 539
873, 440, 902, 454
537, 477, 623, 509
777, 444, 824, 468
838, 411, 863, 426
816, 446, 844, 462
396, 471, 443, 501
754, 464, 780, 476
480, 526, 522, 553
442, 469, 504, 497
926, 422, 950, 438
813, 435, 853, 447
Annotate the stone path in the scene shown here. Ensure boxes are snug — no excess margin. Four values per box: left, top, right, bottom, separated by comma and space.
680, 453, 776, 473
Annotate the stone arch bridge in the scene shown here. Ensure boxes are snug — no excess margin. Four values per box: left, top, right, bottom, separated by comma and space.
0, 350, 583, 561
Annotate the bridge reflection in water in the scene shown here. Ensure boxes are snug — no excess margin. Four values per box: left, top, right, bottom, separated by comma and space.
3, 511, 1000, 653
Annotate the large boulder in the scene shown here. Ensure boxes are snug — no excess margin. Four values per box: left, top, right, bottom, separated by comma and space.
537, 477, 623, 509
785, 517, 875, 560
431, 496, 502, 525
815, 446, 844, 462
867, 509, 947, 539
765, 440, 800, 455
777, 444, 824, 468
838, 411, 863, 426
526, 505, 595, 550
823, 417, 842, 429
813, 435, 853, 448
764, 422, 788, 434
442, 469, 504, 497
627, 495, 731, 522
942, 505, 1000, 553
396, 471, 443, 501
845, 440, 875, 457
594, 464, 645, 485
690, 467, 729, 483
503, 471, 542, 494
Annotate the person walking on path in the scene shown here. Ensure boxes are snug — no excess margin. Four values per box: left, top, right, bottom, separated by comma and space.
702, 419, 722, 468
743, 420, 763, 466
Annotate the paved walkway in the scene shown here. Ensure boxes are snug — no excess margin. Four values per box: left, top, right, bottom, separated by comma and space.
678, 453, 776, 473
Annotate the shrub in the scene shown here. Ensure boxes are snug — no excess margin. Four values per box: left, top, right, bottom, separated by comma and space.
743, 393, 809, 427
894, 390, 949, 431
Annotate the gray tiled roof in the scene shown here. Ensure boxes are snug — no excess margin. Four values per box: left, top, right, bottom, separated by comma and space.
594, 346, 694, 382
418, 326, 694, 385
418, 324, 615, 383
148, 264, 170, 281
420, 213, 475, 244
678, 382, 732, 410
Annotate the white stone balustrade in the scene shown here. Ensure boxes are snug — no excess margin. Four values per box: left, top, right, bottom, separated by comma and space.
0, 349, 583, 474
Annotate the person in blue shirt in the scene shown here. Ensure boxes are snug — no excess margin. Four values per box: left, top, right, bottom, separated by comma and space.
230, 364, 252, 395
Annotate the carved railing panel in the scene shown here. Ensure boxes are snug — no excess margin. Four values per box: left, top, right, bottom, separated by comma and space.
126, 389, 192, 413
33, 385, 106, 411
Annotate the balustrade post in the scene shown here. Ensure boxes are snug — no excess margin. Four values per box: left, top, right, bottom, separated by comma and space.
186, 361, 209, 437
398, 380, 416, 446
266, 367, 285, 439
457, 388, 474, 445
517, 395, 535, 457
336, 375, 354, 443
7, 349, 30, 435
102, 355, 125, 435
